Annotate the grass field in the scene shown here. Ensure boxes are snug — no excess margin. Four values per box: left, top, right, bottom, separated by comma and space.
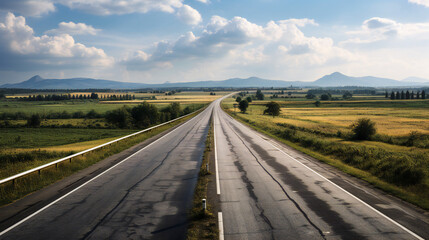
223, 94, 429, 209
0, 91, 221, 179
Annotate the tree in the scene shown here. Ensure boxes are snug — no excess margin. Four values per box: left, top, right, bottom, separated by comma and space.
236, 96, 242, 103
246, 96, 252, 103
385, 91, 388, 98
320, 93, 331, 101
422, 90, 426, 99
351, 118, 376, 140
256, 89, 264, 100
105, 106, 132, 128
305, 93, 316, 99
396, 91, 400, 99
238, 100, 249, 113
401, 91, 405, 99
342, 91, 352, 99
133, 102, 160, 128
263, 101, 281, 117
27, 114, 41, 127
406, 90, 410, 99
314, 100, 321, 107
390, 92, 395, 100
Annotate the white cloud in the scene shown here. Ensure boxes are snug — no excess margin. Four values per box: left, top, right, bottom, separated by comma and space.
176, 4, 202, 25
122, 16, 354, 73
195, 0, 210, 4
409, 0, 429, 7
57, 0, 201, 25
343, 17, 429, 44
0, 0, 55, 17
0, 0, 202, 25
0, 12, 112, 71
46, 21, 100, 35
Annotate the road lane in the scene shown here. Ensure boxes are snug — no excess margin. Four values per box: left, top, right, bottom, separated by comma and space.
214, 100, 428, 240
0, 102, 216, 240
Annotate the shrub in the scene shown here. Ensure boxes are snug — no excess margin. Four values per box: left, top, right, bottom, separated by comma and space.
246, 96, 252, 103
27, 114, 41, 127
235, 96, 242, 103
351, 118, 376, 140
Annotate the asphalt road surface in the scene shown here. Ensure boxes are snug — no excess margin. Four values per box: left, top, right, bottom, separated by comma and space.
0, 102, 215, 240
213, 100, 429, 240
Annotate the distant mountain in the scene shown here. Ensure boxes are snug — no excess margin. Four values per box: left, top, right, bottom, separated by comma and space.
402, 76, 429, 83
0, 75, 150, 89
312, 72, 428, 87
2, 73, 429, 89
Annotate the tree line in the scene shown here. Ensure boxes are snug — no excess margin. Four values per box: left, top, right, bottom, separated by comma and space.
385, 90, 426, 100
105, 102, 194, 129
17, 93, 136, 101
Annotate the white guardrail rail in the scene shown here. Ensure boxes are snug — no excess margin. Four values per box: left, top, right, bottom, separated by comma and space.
0, 108, 203, 185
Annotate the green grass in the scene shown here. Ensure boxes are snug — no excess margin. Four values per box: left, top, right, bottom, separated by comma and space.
0, 110, 202, 206
187, 116, 218, 240
0, 128, 135, 149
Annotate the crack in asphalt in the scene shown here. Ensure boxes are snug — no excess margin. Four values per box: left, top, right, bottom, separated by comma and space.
81, 116, 202, 240
219, 114, 326, 239
226, 113, 367, 240
220, 123, 275, 238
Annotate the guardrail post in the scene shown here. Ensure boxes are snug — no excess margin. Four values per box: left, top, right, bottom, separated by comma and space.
55, 163, 58, 169
38, 170, 41, 175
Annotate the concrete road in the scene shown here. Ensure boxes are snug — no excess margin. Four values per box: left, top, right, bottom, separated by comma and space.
213, 100, 429, 240
0, 102, 216, 240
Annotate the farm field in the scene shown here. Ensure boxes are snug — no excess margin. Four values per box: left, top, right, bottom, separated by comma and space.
223, 93, 429, 209
0, 91, 223, 179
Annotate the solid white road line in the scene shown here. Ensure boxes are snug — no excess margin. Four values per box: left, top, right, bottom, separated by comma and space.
225, 111, 423, 240
0, 108, 206, 237
214, 107, 221, 195
218, 212, 224, 240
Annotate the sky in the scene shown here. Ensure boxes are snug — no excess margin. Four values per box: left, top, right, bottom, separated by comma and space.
1, 0, 429, 84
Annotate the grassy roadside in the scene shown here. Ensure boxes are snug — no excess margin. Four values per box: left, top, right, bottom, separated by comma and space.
0, 109, 203, 206
222, 103, 429, 210
187, 114, 218, 240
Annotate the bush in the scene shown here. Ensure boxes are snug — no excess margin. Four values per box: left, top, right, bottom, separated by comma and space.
351, 118, 376, 140
246, 96, 252, 103
27, 114, 41, 127
235, 96, 242, 103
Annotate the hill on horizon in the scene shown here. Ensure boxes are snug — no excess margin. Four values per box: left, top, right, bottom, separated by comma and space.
1, 73, 429, 89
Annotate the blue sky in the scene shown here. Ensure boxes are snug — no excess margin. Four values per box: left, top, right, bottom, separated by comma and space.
1, 0, 429, 84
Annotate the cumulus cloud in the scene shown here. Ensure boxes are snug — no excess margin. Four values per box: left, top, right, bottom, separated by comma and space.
0, 0, 55, 17
0, 12, 112, 71
0, 0, 202, 25
57, 0, 201, 25
46, 21, 100, 35
343, 17, 429, 44
409, 0, 429, 7
122, 16, 353, 72
176, 4, 202, 25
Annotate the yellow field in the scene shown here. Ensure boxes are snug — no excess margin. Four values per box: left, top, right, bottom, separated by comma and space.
281, 108, 429, 136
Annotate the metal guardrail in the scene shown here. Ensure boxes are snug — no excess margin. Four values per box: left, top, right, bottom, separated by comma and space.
0, 109, 203, 185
